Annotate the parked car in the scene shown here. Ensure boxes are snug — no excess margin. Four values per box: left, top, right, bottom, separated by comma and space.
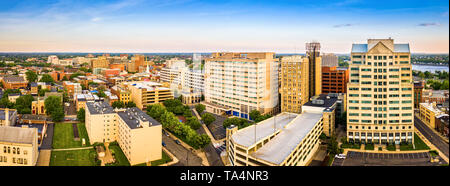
162, 142, 166, 147
335, 154, 346, 159
175, 140, 181, 145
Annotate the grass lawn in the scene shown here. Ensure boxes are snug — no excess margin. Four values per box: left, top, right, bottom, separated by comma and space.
364, 143, 374, 150
132, 150, 172, 166
106, 144, 130, 166
400, 133, 431, 151
387, 144, 396, 151
52, 123, 91, 149
326, 154, 335, 166
50, 149, 98, 166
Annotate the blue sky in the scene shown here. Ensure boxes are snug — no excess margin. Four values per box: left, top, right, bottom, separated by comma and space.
0, 0, 448, 53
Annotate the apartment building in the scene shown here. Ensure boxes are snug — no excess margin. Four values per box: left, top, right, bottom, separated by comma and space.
63, 81, 82, 98
226, 112, 323, 166
75, 92, 101, 111
280, 55, 309, 113
1, 76, 28, 89
347, 38, 414, 145
90, 56, 110, 69
204, 52, 279, 119
322, 66, 349, 93
0, 126, 39, 166
111, 85, 132, 104
85, 102, 162, 165
124, 81, 173, 110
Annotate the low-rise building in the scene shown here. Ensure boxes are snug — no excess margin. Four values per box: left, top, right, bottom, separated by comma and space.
0, 126, 39, 166
85, 102, 162, 165
419, 102, 446, 129
63, 81, 82, 99
125, 81, 173, 110
1, 76, 27, 89
31, 97, 46, 115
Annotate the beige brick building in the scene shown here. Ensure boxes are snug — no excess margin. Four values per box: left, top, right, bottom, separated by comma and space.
280, 55, 309, 113
0, 126, 39, 166
85, 102, 162, 165
347, 38, 414, 144
123, 81, 173, 110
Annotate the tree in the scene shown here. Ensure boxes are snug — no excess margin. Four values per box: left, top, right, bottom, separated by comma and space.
186, 117, 201, 130
163, 99, 182, 108
195, 104, 205, 114
173, 105, 185, 115
327, 136, 340, 155
255, 114, 272, 123
201, 113, 215, 126
249, 110, 261, 121
39, 88, 50, 97
112, 101, 125, 108
39, 74, 54, 83
147, 104, 166, 121
223, 117, 249, 129
77, 108, 85, 122
45, 96, 65, 122
25, 70, 38, 82
62, 76, 68, 81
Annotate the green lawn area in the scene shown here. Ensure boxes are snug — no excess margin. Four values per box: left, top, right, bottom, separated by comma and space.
400, 133, 431, 151
132, 150, 172, 166
364, 143, 374, 150
50, 149, 99, 166
52, 123, 91, 149
387, 144, 396, 151
106, 144, 130, 166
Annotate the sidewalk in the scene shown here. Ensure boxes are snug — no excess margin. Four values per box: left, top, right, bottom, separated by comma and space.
52, 146, 93, 151
192, 108, 220, 146
157, 147, 179, 166
36, 150, 51, 166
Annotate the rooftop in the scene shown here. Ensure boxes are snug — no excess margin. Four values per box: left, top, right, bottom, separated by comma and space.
351, 43, 410, 53
86, 101, 115, 115
0, 109, 17, 121
420, 102, 444, 114
3, 76, 26, 83
0, 126, 37, 144
303, 94, 339, 108
117, 107, 161, 129
251, 112, 323, 165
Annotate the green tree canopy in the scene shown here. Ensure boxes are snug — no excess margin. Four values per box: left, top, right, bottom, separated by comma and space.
39, 74, 55, 83
201, 113, 215, 126
45, 96, 65, 122
195, 104, 205, 114
26, 70, 38, 82
77, 108, 85, 122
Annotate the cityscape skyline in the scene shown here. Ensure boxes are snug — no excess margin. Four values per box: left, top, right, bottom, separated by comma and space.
0, 0, 449, 53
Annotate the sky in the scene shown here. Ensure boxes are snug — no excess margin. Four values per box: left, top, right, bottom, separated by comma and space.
0, 0, 448, 53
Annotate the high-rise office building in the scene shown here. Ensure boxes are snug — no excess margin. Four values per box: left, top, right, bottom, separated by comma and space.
321, 53, 339, 67
306, 42, 322, 98
280, 55, 309, 113
347, 38, 414, 144
322, 66, 349, 93
204, 52, 279, 119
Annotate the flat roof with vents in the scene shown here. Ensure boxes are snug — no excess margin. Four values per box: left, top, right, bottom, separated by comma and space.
117, 107, 161, 129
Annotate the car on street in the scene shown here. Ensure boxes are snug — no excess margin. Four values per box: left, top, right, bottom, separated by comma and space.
175, 140, 181, 145
162, 142, 166, 147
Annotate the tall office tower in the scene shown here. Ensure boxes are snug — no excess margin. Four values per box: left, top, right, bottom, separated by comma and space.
280, 56, 309, 113
321, 53, 339, 67
204, 52, 279, 119
306, 42, 322, 98
347, 38, 414, 145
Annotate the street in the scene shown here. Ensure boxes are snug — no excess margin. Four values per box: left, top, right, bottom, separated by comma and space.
162, 133, 203, 166
414, 116, 449, 159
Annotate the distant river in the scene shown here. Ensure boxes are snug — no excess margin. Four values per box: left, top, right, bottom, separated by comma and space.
412, 64, 448, 73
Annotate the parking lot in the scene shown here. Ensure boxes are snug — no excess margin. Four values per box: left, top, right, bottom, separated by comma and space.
333, 151, 442, 166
